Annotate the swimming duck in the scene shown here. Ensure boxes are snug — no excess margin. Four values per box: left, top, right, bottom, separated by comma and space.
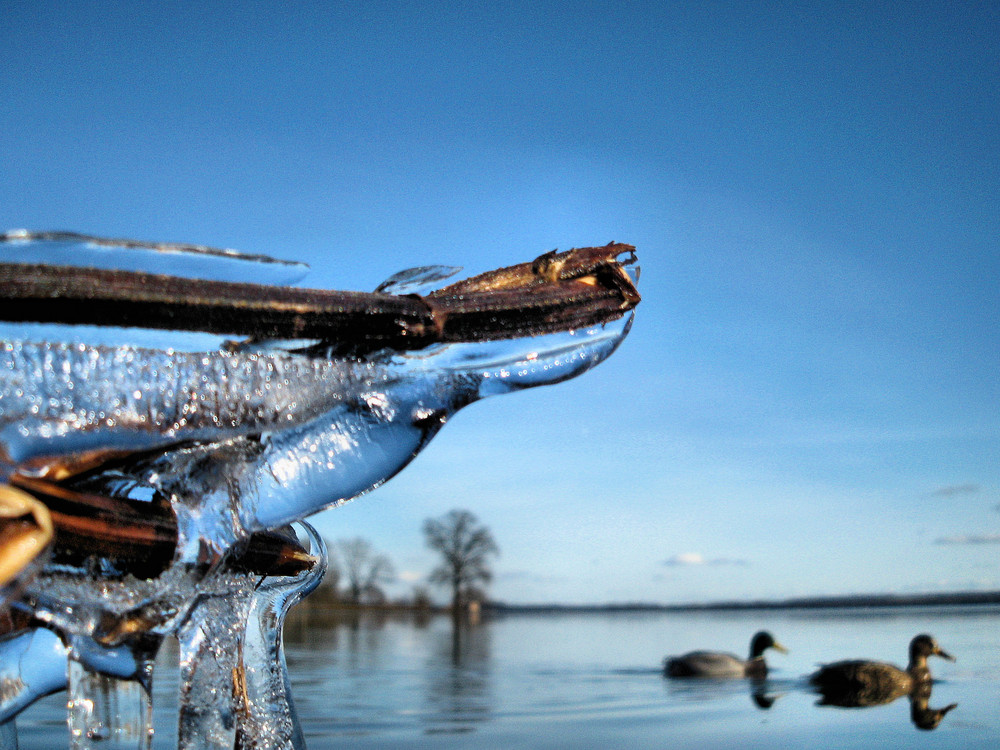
664, 630, 788, 678
810, 633, 955, 707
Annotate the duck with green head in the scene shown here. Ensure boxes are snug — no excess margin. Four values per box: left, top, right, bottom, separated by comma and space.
664, 631, 789, 678
810, 633, 955, 707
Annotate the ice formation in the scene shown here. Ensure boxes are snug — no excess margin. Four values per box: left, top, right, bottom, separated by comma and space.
0, 232, 639, 748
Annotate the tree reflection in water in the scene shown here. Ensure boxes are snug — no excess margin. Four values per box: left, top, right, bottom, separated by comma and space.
425, 621, 494, 733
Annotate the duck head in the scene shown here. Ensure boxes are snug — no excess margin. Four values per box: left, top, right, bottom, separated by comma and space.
750, 631, 789, 659
910, 634, 955, 664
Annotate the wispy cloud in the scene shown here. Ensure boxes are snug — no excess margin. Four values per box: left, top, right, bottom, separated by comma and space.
931, 484, 981, 498
935, 534, 1000, 545
662, 552, 749, 567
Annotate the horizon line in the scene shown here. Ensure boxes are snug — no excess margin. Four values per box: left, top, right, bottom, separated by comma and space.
484, 589, 1000, 613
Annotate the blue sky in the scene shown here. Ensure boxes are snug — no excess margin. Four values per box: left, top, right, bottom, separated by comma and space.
2, 2, 998, 604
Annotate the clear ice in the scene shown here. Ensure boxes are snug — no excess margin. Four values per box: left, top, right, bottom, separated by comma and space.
0, 233, 637, 748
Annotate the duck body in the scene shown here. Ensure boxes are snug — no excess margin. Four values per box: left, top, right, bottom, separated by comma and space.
809, 659, 912, 706
664, 631, 787, 679
665, 650, 762, 678
810, 634, 954, 707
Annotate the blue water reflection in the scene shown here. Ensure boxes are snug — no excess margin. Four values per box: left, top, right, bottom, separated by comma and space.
10, 605, 999, 749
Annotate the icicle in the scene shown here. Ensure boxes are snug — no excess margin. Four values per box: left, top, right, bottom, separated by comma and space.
66, 659, 153, 750
175, 570, 255, 750
234, 523, 326, 750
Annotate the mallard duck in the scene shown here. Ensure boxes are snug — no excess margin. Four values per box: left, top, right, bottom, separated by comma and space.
664, 630, 788, 678
810, 633, 955, 707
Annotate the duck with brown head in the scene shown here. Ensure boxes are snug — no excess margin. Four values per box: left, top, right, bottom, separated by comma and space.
810, 633, 955, 707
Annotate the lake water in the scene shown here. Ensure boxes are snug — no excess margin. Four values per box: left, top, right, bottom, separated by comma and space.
9, 605, 1000, 748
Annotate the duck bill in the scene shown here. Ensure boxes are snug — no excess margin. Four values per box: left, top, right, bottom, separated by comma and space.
772, 641, 789, 654
935, 647, 956, 662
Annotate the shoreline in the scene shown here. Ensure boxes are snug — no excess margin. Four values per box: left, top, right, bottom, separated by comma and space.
486, 590, 1000, 614
295, 591, 1000, 619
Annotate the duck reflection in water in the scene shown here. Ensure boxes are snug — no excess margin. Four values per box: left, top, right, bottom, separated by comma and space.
910, 691, 958, 731
809, 633, 957, 730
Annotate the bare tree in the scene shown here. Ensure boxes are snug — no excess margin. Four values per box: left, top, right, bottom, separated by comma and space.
310, 558, 342, 606
423, 509, 499, 618
333, 537, 395, 604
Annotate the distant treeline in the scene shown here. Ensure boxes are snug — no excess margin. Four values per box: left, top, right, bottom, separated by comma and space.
485, 590, 1000, 614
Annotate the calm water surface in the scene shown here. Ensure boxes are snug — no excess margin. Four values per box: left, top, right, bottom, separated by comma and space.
12, 605, 1000, 748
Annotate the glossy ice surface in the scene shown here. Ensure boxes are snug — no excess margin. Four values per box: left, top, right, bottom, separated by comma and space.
0, 232, 637, 748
